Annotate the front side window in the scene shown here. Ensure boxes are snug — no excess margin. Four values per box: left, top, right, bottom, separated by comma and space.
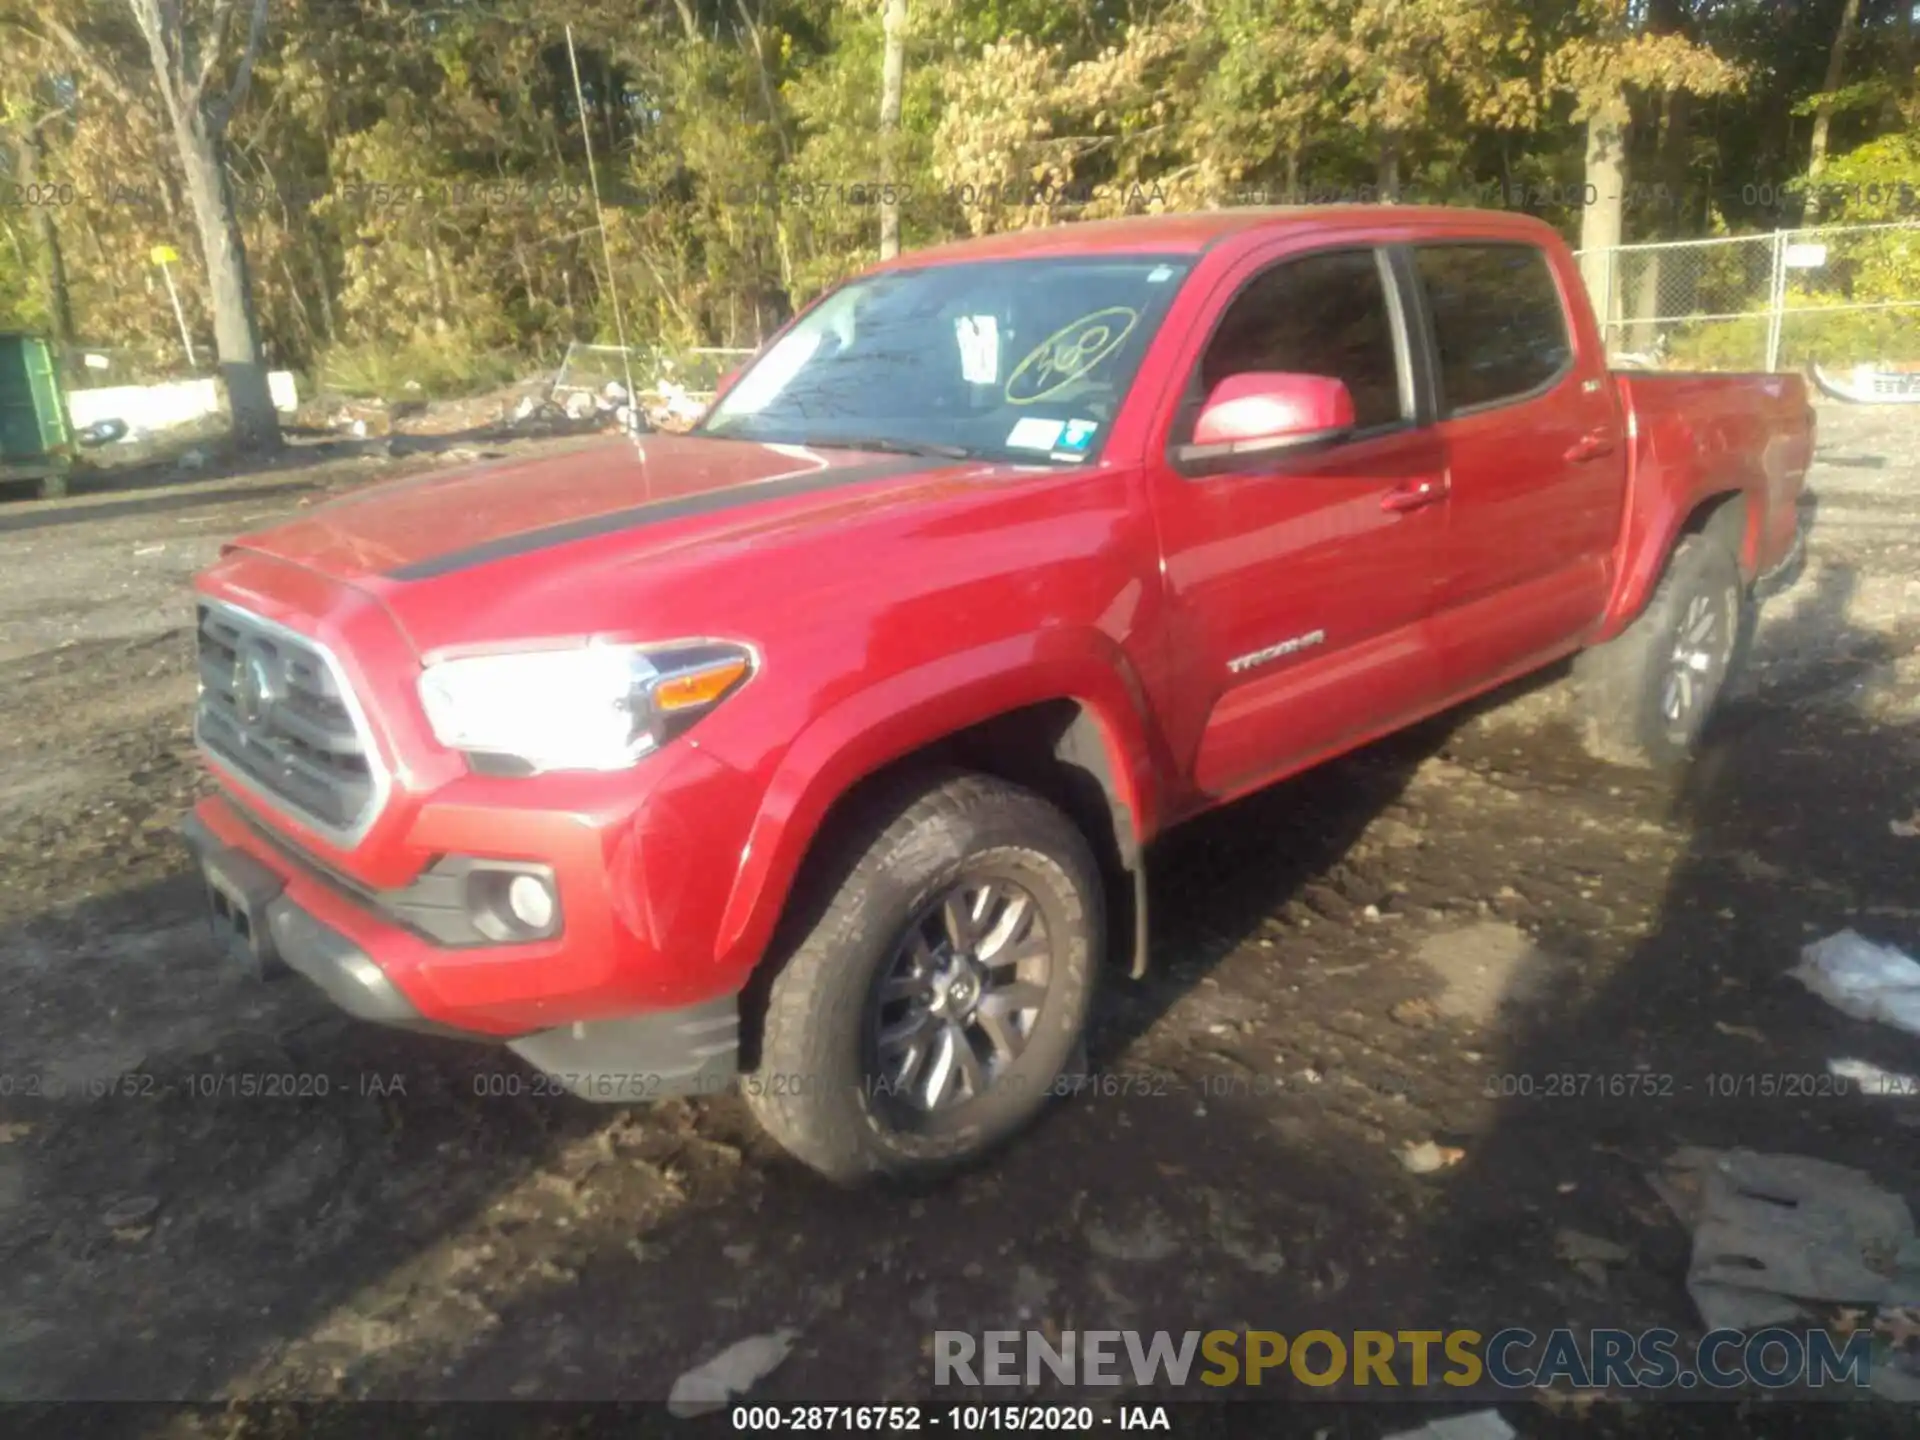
700, 256, 1193, 464
1185, 248, 1407, 438
1414, 243, 1572, 413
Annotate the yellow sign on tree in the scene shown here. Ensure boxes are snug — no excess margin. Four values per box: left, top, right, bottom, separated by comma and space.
150, 244, 179, 266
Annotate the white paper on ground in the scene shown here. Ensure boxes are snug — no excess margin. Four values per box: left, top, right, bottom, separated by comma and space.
1790, 930, 1920, 1037
666, 1329, 799, 1417
1828, 1056, 1920, 1096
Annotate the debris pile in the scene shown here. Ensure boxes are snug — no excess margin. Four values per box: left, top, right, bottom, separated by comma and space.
1651, 1147, 1920, 1400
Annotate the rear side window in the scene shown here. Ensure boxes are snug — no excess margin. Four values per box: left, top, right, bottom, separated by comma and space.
1414, 244, 1572, 413
1192, 248, 1406, 433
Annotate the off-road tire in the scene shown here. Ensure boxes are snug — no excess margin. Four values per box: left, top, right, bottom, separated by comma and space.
746, 770, 1102, 1186
1575, 530, 1746, 769
38, 470, 68, 501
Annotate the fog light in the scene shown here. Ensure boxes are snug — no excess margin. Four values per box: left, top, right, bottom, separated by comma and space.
507, 874, 555, 931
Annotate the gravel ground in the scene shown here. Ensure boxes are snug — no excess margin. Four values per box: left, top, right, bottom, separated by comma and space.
1, 405, 1917, 1437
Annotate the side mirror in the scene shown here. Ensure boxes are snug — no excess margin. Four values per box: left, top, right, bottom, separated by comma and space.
1175, 372, 1356, 471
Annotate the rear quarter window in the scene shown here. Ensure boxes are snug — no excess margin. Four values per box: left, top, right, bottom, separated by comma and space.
1413, 243, 1572, 414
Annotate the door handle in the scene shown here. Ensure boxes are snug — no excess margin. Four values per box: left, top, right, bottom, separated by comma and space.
1381, 477, 1450, 513
1565, 430, 1616, 462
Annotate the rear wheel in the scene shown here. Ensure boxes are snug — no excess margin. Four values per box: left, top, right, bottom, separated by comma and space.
747, 770, 1102, 1185
1576, 530, 1746, 769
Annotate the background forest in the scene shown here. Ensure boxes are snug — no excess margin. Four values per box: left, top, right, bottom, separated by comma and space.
1, 0, 1916, 445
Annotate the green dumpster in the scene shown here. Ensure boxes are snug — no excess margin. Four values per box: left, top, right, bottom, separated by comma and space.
0, 332, 76, 499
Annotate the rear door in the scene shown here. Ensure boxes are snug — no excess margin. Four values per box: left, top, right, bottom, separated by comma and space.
1405, 242, 1624, 687
1146, 242, 1451, 807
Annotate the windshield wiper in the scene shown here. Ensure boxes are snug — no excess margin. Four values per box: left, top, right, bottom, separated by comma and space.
805, 435, 975, 460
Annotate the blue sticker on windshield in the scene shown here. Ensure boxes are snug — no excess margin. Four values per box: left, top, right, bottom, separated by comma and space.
1060, 419, 1098, 451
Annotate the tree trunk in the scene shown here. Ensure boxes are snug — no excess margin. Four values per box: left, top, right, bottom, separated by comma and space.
1377, 140, 1400, 201
1900, 2, 1915, 98
170, 104, 280, 449
278, 255, 317, 356
878, 0, 907, 260
308, 230, 337, 343
19, 129, 75, 347
1626, 88, 1692, 354
603, 59, 620, 157
1883, 0, 1914, 124
130, 0, 281, 452
423, 240, 451, 334
1804, 0, 1861, 225
1578, 96, 1629, 341
735, 0, 791, 161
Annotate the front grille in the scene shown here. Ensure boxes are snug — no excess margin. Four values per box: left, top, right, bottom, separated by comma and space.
195, 602, 380, 840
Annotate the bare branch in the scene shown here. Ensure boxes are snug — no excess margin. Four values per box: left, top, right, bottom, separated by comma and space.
735, 0, 790, 161
126, 0, 183, 115
214, 0, 270, 135
189, 0, 239, 109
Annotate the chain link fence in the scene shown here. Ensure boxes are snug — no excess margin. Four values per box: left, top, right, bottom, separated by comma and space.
1575, 221, 1920, 373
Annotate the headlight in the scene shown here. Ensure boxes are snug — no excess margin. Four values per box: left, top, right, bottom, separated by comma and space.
417, 641, 753, 774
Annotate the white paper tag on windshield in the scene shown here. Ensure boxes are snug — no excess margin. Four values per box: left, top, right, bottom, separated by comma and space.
722, 329, 821, 415
956, 315, 1000, 384
1006, 417, 1065, 450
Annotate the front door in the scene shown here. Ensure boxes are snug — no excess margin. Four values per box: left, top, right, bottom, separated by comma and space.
1147, 244, 1450, 808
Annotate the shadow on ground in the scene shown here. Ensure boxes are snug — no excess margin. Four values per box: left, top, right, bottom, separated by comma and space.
4, 558, 1917, 1440
1397, 560, 1920, 1421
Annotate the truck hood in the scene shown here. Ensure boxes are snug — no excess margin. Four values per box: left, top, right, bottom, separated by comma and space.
229, 433, 971, 584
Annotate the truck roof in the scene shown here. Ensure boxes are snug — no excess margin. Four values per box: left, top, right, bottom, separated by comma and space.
881, 205, 1561, 268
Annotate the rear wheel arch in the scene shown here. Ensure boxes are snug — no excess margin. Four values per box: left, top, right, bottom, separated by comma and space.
1678, 489, 1754, 581
1608, 484, 1757, 639
1576, 509, 1747, 769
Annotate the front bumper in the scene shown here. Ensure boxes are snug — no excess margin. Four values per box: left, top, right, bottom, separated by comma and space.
180, 804, 741, 1100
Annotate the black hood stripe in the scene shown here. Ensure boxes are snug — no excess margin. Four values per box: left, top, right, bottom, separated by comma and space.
385, 456, 943, 581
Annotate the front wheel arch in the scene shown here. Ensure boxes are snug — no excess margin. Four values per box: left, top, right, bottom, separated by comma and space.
713, 646, 1157, 987
743, 768, 1105, 1183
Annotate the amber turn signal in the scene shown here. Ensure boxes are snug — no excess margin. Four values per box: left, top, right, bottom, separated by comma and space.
652, 656, 751, 712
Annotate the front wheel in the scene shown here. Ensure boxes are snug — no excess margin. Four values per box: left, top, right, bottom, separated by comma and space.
747, 771, 1103, 1185
1575, 531, 1746, 769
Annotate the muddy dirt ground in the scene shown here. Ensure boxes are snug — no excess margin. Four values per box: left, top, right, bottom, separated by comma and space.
1, 406, 1918, 1437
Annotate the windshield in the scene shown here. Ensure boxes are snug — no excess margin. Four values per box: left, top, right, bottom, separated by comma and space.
699, 256, 1193, 463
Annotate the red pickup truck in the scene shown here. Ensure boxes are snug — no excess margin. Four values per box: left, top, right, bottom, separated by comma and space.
183, 207, 1812, 1183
